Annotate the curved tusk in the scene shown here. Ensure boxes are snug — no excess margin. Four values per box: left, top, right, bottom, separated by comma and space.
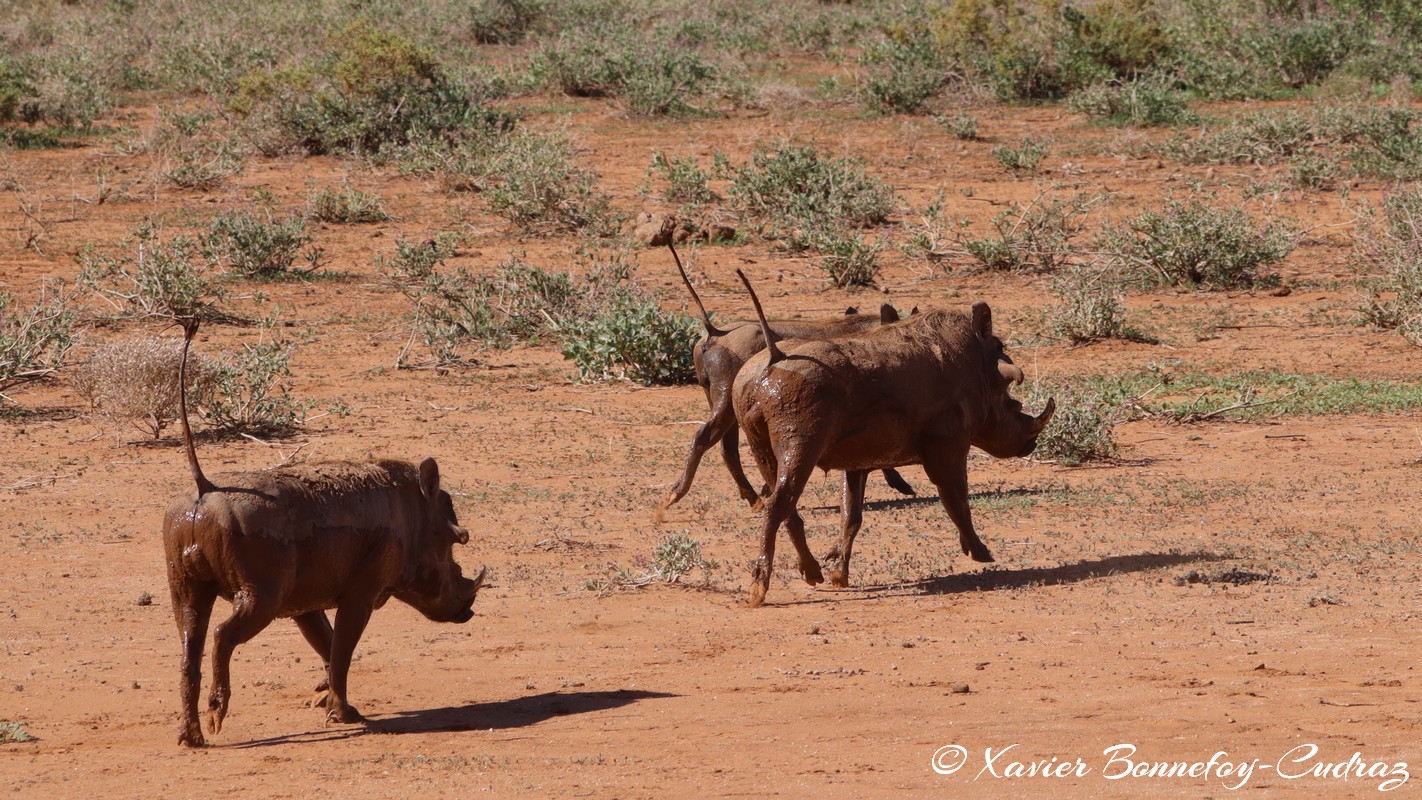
1033, 398, 1057, 433
472, 566, 489, 591
998, 362, 1025, 385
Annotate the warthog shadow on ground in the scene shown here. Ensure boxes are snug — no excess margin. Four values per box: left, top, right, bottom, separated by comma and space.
655, 240, 914, 523
162, 319, 487, 746
731, 271, 1055, 606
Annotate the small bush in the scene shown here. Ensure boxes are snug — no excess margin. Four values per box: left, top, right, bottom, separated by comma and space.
651, 534, 718, 582
939, 111, 981, 140
1353, 185, 1422, 343
229, 23, 514, 156
77, 225, 225, 321
469, 0, 551, 45
309, 185, 390, 224
1098, 200, 1294, 289
0, 720, 34, 744
1044, 264, 1146, 343
957, 193, 1092, 272
0, 282, 77, 396
1025, 382, 1118, 465
646, 151, 718, 206
534, 31, 719, 117
1161, 110, 1316, 165
727, 141, 895, 229
152, 108, 247, 190
201, 334, 308, 435
484, 128, 621, 235
803, 227, 883, 288
991, 138, 1049, 173
561, 293, 698, 385
860, 32, 949, 115
377, 232, 462, 283
203, 211, 323, 279
71, 336, 217, 439
1067, 77, 1195, 126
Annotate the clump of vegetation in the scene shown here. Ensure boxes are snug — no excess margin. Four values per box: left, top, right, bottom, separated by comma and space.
800, 228, 883, 288
200, 332, 309, 435
956, 192, 1094, 272
1353, 185, 1422, 344
991, 138, 1049, 173
228, 23, 514, 156
1067, 77, 1195, 126
582, 533, 720, 594
1025, 381, 1119, 465
77, 224, 225, 321
309, 184, 390, 224
469, 0, 551, 45
203, 211, 324, 279
71, 336, 217, 439
939, 110, 982, 140
1162, 109, 1317, 165
383, 244, 696, 383
533, 28, 719, 117
1043, 264, 1147, 343
483, 128, 621, 235
152, 108, 247, 190
0, 719, 35, 743
727, 141, 895, 229
645, 151, 719, 206
1098, 199, 1294, 289
860, 30, 950, 115
0, 283, 77, 397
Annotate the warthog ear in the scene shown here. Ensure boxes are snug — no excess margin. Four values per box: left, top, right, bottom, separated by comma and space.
971, 302, 992, 337
879, 303, 900, 323
909, 306, 920, 316
418, 457, 441, 499
844, 306, 859, 315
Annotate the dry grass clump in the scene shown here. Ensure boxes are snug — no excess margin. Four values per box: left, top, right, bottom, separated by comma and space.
70, 336, 214, 439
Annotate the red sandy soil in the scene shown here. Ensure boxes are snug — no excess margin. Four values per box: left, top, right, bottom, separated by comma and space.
1, 95, 1420, 798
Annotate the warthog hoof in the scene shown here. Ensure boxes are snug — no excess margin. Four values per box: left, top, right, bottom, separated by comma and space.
827, 570, 850, 589
746, 582, 767, 608
654, 494, 675, 525
178, 725, 205, 748
204, 708, 224, 735
800, 559, 824, 586
326, 704, 365, 724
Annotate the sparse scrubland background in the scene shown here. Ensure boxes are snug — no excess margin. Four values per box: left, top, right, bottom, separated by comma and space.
2, 0, 1421, 797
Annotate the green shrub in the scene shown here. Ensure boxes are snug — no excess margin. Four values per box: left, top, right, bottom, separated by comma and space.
201, 334, 309, 435
469, 0, 552, 44
727, 141, 894, 228
991, 138, 1049, 173
1044, 264, 1147, 343
802, 228, 883, 288
1025, 381, 1118, 465
1354, 185, 1422, 343
77, 225, 225, 321
645, 151, 719, 206
956, 193, 1091, 272
561, 290, 698, 385
0, 720, 34, 743
309, 185, 390, 224
0, 282, 76, 396
1161, 109, 1316, 165
1067, 77, 1195, 126
484, 128, 621, 235
939, 110, 982, 140
229, 23, 514, 156
1098, 199, 1294, 289
203, 211, 323, 279
860, 32, 949, 114
533, 30, 718, 116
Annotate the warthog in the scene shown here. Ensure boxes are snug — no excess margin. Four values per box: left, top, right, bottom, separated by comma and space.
731, 271, 1055, 606
655, 241, 914, 523
162, 320, 486, 746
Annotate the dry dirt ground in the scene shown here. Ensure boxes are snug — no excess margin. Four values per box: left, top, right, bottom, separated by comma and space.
2, 96, 1421, 799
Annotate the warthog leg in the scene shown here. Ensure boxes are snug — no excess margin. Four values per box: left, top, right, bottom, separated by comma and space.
657, 394, 759, 522
293, 611, 334, 707
748, 449, 817, 607
784, 508, 824, 586
324, 603, 373, 723
924, 448, 995, 563
825, 470, 870, 587
171, 578, 217, 747
206, 590, 279, 735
